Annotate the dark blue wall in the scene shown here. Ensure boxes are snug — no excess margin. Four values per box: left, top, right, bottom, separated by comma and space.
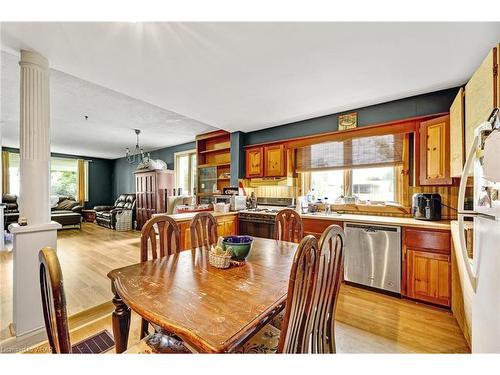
2, 147, 114, 208
231, 87, 460, 179
112, 141, 196, 198
242, 87, 460, 146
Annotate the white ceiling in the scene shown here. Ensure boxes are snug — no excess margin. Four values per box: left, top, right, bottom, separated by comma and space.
0, 51, 215, 159
1, 22, 500, 158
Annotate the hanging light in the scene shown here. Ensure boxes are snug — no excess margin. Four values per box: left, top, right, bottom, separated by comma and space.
126, 129, 150, 164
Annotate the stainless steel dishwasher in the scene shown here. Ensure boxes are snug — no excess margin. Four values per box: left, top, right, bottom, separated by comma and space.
344, 223, 401, 294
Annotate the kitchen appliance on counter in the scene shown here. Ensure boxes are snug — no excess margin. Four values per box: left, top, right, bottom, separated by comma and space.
344, 223, 401, 294
238, 197, 295, 239
412, 193, 442, 221
457, 108, 500, 353
213, 195, 231, 204
230, 195, 247, 211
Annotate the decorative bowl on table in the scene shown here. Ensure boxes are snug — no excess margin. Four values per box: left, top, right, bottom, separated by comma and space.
222, 235, 254, 261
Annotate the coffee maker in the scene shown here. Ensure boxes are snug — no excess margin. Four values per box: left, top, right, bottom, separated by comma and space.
412, 193, 442, 221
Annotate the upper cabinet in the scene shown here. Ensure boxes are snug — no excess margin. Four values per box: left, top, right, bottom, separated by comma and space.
245, 143, 287, 178
450, 88, 465, 178
264, 144, 286, 177
419, 115, 452, 186
465, 45, 499, 154
245, 147, 264, 178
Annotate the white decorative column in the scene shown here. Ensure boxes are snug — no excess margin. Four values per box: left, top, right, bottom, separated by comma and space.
10, 50, 61, 338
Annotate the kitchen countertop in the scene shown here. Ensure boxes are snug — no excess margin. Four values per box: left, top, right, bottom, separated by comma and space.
166, 211, 238, 222
163, 210, 450, 230
300, 212, 451, 230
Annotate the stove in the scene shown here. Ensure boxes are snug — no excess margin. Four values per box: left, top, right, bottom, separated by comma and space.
238, 198, 295, 238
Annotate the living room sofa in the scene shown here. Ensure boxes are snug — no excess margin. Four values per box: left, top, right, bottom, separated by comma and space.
2, 194, 83, 229
94, 194, 136, 230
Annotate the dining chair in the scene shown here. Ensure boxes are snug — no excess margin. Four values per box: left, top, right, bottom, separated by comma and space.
273, 208, 303, 243
140, 215, 181, 262
190, 212, 218, 250
238, 224, 345, 354
39, 247, 153, 354
139, 215, 182, 339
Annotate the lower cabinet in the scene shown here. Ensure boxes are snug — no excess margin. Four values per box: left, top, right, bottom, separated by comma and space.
406, 249, 451, 307
302, 218, 344, 240
178, 214, 238, 250
403, 227, 451, 307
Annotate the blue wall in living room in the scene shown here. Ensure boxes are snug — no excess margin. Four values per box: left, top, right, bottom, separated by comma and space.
1, 147, 114, 209
111, 141, 196, 198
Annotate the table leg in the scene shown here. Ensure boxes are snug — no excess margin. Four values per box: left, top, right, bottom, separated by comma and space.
112, 284, 131, 353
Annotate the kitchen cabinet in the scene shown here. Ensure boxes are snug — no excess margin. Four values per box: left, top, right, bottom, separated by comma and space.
450, 87, 465, 178
178, 214, 237, 250
419, 115, 452, 186
303, 218, 344, 239
403, 227, 451, 307
465, 45, 499, 155
245, 147, 264, 178
217, 215, 238, 237
264, 144, 286, 177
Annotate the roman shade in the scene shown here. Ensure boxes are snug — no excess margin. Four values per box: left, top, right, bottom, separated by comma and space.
296, 133, 405, 172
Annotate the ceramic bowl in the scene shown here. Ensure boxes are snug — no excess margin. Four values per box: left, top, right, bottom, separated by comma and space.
222, 235, 254, 261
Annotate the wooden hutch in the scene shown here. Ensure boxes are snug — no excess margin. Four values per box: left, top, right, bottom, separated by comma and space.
134, 169, 175, 229
196, 130, 231, 204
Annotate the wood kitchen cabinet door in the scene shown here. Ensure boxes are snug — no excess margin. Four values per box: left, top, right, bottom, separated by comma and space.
406, 249, 451, 307
450, 87, 465, 178
303, 218, 343, 239
465, 45, 499, 155
419, 115, 452, 185
264, 144, 286, 177
246, 147, 263, 178
216, 216, 237, 237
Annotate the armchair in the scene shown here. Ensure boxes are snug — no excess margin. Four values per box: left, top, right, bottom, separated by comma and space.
94, 194, 136, 230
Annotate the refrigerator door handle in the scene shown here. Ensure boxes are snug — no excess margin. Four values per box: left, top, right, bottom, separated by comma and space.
457, 134, 480, 291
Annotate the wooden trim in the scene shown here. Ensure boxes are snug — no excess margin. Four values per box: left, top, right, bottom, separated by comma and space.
195, 129, 230, 141
494, 46, 498, 107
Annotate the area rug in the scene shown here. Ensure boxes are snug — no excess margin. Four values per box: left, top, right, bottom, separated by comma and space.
71, 330, 115, 354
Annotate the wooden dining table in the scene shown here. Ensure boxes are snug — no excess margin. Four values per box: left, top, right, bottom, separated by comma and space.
107, 237, 298, 353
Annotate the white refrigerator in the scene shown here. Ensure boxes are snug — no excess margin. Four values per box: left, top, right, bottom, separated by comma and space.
458, 109, 500, 353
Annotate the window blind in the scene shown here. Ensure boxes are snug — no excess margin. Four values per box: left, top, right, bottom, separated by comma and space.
296, 133, 405, 172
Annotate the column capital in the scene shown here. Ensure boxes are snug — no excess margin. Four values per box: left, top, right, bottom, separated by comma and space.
19, 50, 48, 70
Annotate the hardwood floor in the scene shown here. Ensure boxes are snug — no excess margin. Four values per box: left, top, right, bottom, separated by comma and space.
1, 223, 470, 353
0, 223, 141, 341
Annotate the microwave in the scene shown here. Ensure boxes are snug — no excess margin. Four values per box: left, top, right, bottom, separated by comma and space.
230, 196, 247, 211
214, 195, 231, 204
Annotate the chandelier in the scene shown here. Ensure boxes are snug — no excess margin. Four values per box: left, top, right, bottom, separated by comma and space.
126, 129, 150, 164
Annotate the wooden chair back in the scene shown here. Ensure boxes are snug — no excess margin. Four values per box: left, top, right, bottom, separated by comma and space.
140, 215, 181, 262
274, 208, 303, 243
39, 247, 72, 354
190, 212, 218, 250
277, 224, 345, 353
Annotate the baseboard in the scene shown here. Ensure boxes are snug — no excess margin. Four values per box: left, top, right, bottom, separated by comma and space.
0, 301, 115, 353
0, 326, 47, 353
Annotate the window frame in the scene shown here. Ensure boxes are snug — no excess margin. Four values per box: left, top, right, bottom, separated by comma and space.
300, 132, 411, 215
174, 149, 197, 196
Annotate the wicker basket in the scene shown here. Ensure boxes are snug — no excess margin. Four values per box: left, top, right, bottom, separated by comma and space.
209, 252, 232, 269
115, 210, 132, 231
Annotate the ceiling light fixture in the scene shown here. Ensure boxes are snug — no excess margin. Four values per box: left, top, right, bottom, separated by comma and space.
125, 129, 150, 165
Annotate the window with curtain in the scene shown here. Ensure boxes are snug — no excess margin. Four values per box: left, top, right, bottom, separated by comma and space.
5, 152, 89, 200
174, 150, 197, 196
298, 133, 406, 204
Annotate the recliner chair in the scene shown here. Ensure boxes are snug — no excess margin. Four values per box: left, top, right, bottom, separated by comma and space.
94, 194, 136, 229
